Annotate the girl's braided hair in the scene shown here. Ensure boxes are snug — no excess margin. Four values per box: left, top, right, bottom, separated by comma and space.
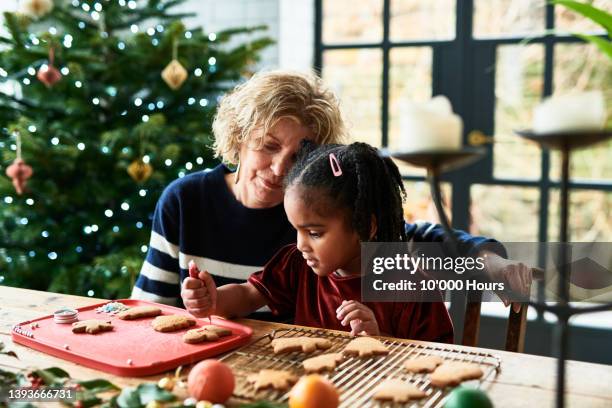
285, 141, 407, 242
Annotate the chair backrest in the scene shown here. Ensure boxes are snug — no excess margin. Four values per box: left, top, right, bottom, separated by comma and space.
461, 266, 543, 351
462, 299, 527, 352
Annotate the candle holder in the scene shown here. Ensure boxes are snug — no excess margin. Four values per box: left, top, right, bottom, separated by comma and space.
385, 147, 488, 346
384, 147, 486, 239
515, 128, 612, 408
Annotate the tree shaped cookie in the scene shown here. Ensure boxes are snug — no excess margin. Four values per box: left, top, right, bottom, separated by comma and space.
404, 355, 444, 373
247, 369, 298, 391
373, 379, 427, 403
429, 362, 484, 387
72, 320, 113, 334
303, 353, 345, 373
270, 337, 332, 354
342, 337, 389, 358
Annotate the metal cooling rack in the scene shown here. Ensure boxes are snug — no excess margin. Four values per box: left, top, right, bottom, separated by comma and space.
220, 327, 501, 407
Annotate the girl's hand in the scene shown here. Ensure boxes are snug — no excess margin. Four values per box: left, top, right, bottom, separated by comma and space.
181, 261, 217, 318
336, 300, 380, 336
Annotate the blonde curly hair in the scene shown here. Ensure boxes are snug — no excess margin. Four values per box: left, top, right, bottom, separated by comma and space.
212, 70, 347, 165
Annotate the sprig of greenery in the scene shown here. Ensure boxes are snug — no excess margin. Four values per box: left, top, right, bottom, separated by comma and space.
551, 0, 612, 59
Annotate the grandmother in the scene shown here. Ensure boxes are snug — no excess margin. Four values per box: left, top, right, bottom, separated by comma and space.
131, 70, 347, 311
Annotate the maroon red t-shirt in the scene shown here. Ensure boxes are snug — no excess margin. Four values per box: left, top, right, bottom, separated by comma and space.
248, 244, 454, 343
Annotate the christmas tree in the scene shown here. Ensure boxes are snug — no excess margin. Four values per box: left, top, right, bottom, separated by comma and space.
0, 0, 272, 298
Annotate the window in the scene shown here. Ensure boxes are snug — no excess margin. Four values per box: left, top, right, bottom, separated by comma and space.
315, 0, 611, 243
316, 0, 612, 328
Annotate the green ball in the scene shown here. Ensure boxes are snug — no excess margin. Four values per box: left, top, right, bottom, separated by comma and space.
444, 387, 493, 408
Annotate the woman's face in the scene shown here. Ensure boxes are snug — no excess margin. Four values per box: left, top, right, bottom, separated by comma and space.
236, 117, 314, 208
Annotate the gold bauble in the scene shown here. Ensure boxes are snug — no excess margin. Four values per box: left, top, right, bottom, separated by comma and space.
21, 0, 54, 19
127, 159, 153, 183
161, 59, 188, 90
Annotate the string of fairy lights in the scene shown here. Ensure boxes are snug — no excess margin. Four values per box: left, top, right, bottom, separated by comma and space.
0, 0, 226, 291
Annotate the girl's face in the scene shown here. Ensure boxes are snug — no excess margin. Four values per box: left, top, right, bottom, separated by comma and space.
236, 117, 314, 208
284, 186, 362, 277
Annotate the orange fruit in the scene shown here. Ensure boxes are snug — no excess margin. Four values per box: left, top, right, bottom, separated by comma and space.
288, 374, 339, 408
187, 359, 234, 403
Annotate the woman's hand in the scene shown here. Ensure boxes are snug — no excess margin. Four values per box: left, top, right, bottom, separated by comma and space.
336, 300, 380, 336
481, 251, 533, 312
181, 262, 217, 318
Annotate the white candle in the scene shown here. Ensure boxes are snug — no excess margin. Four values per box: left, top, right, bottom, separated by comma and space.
533, 91, 606, 134
399, 95, 463, 151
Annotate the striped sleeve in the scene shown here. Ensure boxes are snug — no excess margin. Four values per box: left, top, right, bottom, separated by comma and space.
405, 220, 507, 258
131, 189, 181, 306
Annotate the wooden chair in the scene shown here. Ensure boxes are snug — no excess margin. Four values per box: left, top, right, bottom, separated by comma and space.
462, 296, 528, 352
461, 266, 544, 352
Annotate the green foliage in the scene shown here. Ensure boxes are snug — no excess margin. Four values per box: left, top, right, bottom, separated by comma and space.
115, 383, 175, 407
551, 0, 612, 58
0, 361, 123, 407
0, 0, 272, 298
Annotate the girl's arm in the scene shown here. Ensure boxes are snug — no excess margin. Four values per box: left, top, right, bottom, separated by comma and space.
215, 282, 268, 319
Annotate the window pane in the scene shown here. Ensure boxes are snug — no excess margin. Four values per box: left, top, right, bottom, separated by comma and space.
390, 0, 455, 41
473, 0, 545, 38
548, 190, 612, 241
388, 47, 432, 176
322, 0, 382, 44
493, 44, 544, 179
323, 49, 382, 146
403, 181, 452, 224
555, 0, 611, 34
550, 44, 612, 182
470, 185, 540, 241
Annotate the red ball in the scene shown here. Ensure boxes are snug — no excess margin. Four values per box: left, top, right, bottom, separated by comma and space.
187, 359, 235, 403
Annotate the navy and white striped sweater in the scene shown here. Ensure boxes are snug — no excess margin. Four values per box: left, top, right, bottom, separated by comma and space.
132, 164, 501, 306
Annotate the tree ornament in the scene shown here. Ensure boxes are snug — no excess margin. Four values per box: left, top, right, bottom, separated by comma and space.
127, 158, 153, 183
21, 0, 54, 19
5, 132, 33, 195
37, 47, 62, 88
161, 39, 187, 90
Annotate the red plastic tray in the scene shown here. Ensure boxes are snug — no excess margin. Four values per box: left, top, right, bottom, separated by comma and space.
11, 299, 252, 377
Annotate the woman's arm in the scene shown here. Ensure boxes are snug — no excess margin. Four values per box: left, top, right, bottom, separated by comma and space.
216, 282, 268, 319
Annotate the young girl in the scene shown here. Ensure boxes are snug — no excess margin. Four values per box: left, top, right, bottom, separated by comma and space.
181, 142, 453, 342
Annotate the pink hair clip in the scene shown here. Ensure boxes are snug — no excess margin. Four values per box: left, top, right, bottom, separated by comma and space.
329, 153, 342, 177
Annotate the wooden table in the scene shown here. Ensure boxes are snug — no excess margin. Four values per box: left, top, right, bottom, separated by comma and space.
1, 286, 611, 407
